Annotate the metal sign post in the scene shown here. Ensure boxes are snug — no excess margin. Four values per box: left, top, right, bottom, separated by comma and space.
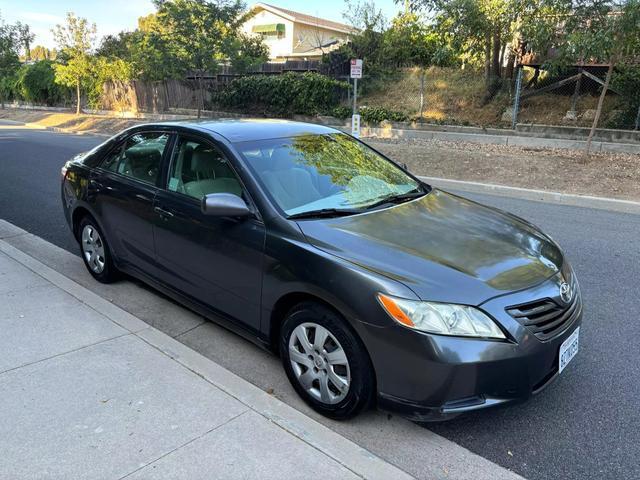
350, 59, 363, 137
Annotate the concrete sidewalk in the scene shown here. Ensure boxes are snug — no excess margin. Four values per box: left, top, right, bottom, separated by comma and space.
0, 221, 413, 480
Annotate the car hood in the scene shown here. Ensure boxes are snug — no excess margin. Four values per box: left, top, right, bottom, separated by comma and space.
296, 189, 563, 305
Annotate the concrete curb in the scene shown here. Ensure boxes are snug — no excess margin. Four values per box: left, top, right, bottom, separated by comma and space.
0, 220, 414, 480
421, 176, 640, 215
358, 126, 640, 155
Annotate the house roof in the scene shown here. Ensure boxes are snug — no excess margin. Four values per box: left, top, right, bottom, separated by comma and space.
249, 3, 357, 35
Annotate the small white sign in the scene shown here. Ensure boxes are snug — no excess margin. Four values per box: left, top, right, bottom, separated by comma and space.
351, 114, 361, 138
350, 59, 363, 79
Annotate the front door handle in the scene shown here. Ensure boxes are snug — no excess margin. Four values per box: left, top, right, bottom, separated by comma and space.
89, 179, 104, 190
154, 206, 174, 219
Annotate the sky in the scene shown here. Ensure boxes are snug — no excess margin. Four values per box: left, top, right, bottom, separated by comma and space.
0, 0, 403, 50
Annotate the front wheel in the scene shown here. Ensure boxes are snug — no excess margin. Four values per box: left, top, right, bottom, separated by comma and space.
78, 216, 118, 283
280, 302, 375, 420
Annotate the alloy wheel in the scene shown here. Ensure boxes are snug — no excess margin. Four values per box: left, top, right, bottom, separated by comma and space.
288, 322, 351, 404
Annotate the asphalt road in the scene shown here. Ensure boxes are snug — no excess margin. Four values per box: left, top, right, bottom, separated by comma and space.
1, 122, 638, 480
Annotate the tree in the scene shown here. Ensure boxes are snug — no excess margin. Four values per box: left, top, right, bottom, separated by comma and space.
17, 60, 66, 105
15, 22, 34, 60
225, 33, 268, 73
152, 0, 250, 116
560, 0, 640, 152
30, 45, 56, 61
0, 11, 21, 108
343, 0, 387, 31
52, 13, 97, 114
409, 0, 555, 88
87, 57, 133, 111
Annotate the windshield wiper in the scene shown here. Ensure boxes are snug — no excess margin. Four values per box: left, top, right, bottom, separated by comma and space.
363, 188, 427, 211
287, 208, 362, 220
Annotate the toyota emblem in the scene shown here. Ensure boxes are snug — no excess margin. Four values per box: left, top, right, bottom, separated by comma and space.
559, 282, 573, 304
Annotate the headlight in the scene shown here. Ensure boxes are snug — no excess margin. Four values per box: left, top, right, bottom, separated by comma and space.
377, 293, 505, 339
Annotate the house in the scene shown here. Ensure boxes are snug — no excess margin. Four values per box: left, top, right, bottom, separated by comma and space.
242, 3, 357, 62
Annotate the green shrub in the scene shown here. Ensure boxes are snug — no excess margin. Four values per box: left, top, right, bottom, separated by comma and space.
0, 72, 20, 105
359, 106, 408, 124
329, 105, 352, 119
609, 65, 640, 129
214, 72, 349, 116
17, 61, 66, 105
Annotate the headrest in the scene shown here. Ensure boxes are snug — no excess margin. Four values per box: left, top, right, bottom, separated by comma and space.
269, 148, 293, 171
191, 145, 220, 172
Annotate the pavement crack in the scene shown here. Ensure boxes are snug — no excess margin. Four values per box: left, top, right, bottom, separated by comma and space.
173, 320, 207, 339
117, 410, 249, 480
0, 332, 132, 377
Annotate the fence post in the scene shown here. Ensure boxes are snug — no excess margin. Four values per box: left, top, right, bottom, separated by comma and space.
511, 66, 523, 130
635, 104, 640, 131
419, 68, 425, 122
586, 61, 614, 155
569, 69, 583, 114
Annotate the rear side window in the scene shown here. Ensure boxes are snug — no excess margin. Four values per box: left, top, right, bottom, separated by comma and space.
101, 132, 170, 185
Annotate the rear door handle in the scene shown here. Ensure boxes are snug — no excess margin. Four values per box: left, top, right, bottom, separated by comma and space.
154, 206, 174, 218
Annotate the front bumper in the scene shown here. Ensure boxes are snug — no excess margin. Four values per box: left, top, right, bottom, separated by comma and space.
366, 271, 583, 421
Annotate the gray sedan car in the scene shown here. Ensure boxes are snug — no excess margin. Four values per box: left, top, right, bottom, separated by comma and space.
61, 120, 582, 420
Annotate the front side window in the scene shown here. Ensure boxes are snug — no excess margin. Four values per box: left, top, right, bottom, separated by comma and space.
167, 137, 243, 200
101, 132, 169, 185
236, 133, 423, 216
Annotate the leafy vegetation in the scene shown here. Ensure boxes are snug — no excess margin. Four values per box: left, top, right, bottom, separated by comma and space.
359, 106, 408, 123
17, 60, 66, 105
215, 72, 349, 116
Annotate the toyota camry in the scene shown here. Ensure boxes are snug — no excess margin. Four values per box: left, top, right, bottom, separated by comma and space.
61, 120, 582, 420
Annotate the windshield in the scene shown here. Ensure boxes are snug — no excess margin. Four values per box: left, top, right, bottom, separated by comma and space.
236, 133, 423, 216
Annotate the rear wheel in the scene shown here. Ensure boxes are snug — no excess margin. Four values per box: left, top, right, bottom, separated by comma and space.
78, 216, 118, 283
280, 302, 375, 420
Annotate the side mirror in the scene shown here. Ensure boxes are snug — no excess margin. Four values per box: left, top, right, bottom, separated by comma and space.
201, 193, 252, 218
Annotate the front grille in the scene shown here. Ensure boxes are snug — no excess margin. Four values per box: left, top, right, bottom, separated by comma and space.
506, 285, 581, 341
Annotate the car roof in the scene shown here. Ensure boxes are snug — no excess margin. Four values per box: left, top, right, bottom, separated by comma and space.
140, 119, 341, 143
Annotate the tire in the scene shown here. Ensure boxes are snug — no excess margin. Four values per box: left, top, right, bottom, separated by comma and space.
77, 216, 119, 283
280, 302, 375, 420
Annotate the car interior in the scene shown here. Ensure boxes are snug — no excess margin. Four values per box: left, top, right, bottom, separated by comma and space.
103, 134, 169, 185
248, 147, 340, 211
168, 140, 243, 199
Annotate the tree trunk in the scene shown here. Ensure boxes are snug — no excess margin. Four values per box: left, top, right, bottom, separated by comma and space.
586, 62, 614, 155
491, 30, 501, 80
505, 51, 516, 79
484, 31, 492, 84
76, 81, 81, 115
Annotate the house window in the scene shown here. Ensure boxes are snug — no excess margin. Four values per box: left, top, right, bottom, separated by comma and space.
252, 23, 285, 39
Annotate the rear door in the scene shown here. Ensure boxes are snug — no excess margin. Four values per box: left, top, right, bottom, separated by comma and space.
152, 134, 265, 332
91, 130, 172, 274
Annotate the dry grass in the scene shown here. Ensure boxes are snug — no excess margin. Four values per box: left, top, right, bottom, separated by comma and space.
362, 67, 508, 126
0, 109, 143, 135
517, 94, 619, 127
360, 67, 623, 128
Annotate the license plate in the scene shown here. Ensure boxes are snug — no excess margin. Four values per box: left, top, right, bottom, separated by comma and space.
558, 327, 580, 374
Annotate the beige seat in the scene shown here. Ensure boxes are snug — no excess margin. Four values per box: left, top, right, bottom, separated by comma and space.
183, 145, 242, 199
261, 150, 321, 211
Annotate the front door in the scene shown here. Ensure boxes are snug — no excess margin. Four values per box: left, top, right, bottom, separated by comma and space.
91, 130, 171, 274
152, 135, 265, 332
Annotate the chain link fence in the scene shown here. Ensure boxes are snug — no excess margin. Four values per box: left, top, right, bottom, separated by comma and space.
347, 65, 639, 135
511, 66, 640, 131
